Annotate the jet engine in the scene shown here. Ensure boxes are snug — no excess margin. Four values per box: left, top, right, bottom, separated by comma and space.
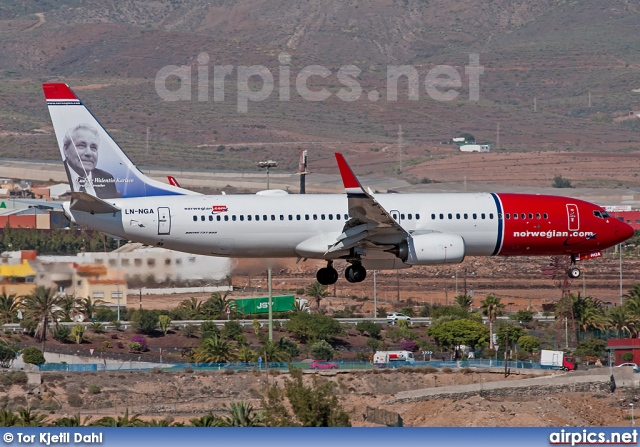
389, 233, 466, 265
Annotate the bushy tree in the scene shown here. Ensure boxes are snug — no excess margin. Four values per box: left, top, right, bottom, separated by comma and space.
310, 340, 335, 361
355, 320, 382, 338
428, 319, 489, 351
496, 322, 526, 348
222, 320, 244, 341
284, 313, 343, 343
192, 334, 234, 363
22, 347, 46, 365
0, 340, 19, 368
517, 335, 540, 353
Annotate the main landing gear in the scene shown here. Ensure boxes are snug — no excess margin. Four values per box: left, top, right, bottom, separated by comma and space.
317, 261, 339, 285
316, 260, 368, 285
567, 255, 581, 279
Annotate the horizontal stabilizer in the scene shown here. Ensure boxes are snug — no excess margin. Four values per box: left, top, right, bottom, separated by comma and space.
70, 192, 120, 214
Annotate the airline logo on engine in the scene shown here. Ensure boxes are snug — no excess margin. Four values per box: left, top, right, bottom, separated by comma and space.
212, 205, 228, 214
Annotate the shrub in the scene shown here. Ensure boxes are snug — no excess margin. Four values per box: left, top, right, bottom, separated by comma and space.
623, 352, 634, 362
89, 322, 105, 334
129, 342, 142, 352
158, 315, 171, 335
200, 321, 219, 339
131, 309, 159, 334
399, 339, 417, 352
53, 325, 71, 342
88, 385, 101, 394
222, 320, 243, 341
22, 347, 46, 365
355, 321, 382, 338
130, 335, 149, 352
68, 393, 83, 407
71, 325, 85, 344
183, 324, 199, 338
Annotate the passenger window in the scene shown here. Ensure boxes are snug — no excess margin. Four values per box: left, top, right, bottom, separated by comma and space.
497, 213, 502, 220
439, 214, 444, 219
408, 214, 412, 220
521, 213, 525, 220
193, 216, 197, 221
392, 213, 398, 220
328, 214, 333, 220
513, 214, 518, 220
505, 214, 510, 219
255, 215, 260, 221
247, 215, 252, 221
313, 214, 318, 220
321, 214, 325, 220
305, 214, 310, 220
456, 213, 460, 219
271, 215, 275, 221
431, 214, 436, 220
344, 214, 348, 220
481, 213, 486, 219
401, 214, 405, 220
232, 215, 237, 221
240, 215, 244, 221
224, 215, 229, 221
217, 215, 221, 221
288, 215, 293, 221
297, 215, 301, 220
528, 213, 533, 220
473, 213, 477, 219
280, 215, 284, 221
263, 215, 267, 221
536, 213, 541, 219
336, 214, 341, 220
464, 213, 468, 219
201, 215, 205, 221
415, 214, 420, 219
448, 213, 453, 219
209, 215, 213, 221
489, 213, 494, 219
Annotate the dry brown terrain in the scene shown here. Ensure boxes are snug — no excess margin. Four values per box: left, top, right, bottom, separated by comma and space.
5, 368, 636, 427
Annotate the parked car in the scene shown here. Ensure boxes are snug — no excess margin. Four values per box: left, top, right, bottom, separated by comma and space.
309, 360, 339, 370
386, 312, 411, 324
616, 363, 640, 372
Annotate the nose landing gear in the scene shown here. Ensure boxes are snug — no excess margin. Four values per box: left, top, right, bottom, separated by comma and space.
567, 255, 581, 278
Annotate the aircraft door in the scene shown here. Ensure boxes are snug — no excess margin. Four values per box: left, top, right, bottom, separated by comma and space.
390, 209, 402, 225
158, 207, 171, 235
566, 204, 579, 232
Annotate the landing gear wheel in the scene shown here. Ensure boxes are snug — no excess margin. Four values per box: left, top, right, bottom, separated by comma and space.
567, 267, 581, 279
345, 264, 367, 283
317, 266, 339, 285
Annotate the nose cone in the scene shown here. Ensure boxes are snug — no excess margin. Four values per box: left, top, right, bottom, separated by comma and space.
616, 220, 635, 244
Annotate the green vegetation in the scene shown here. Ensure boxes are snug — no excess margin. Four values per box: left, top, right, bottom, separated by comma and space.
21, 346, 45, 365
552, 175, 573, 188
0, 227, 119, 255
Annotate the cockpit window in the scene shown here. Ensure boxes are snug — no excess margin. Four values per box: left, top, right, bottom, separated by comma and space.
593, 211, 602, 218
593, 210, 610, 219
602, 211, 610, 218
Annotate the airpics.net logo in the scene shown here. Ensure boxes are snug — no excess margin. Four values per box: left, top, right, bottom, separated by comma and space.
154, 52, 484, 113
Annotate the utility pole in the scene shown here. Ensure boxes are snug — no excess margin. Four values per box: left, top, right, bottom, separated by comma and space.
373, 270, 377, 319
496, 122, 500, 150
534, 97, 537, 112
398, 125, 403, 173
588, 91, 591, 108
146, 127, 150, 155
268, 267, 273, 342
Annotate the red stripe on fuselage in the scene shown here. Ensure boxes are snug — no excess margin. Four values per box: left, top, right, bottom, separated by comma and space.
496, 193, 624, 256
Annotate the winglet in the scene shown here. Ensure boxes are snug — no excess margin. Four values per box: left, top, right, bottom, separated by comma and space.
43, 83, 79, 101
335, 153, 364, 195
167, 175, 181, 187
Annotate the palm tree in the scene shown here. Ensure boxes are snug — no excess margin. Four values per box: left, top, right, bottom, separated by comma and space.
223, 401, 264, 427
21, 286, 64, 352
202, 292, 236, 320
0, 292, 20, 324
178, 297, 202, 319
51, 414, 91, 427
608, 306, 637, 338
146, 417, 174, 427
306, 282, 331, 310
91, 409, 146, 427
454, 294, 473, 311
58, 295, 78, 321
17, 407, 47, 427
237, 345, 256, 363
480, 295, 504, 349
257, 341, 291, 363
189, 413, 224, 427
624, 285, 640, 319
76, 297, 106, 321
0, 409, 20, 427
192, 334, 235, 363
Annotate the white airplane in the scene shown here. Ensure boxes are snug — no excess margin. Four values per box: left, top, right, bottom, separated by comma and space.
43, 83, 634, 285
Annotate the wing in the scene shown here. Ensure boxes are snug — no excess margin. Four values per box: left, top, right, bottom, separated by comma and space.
326, 153, 408, 254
